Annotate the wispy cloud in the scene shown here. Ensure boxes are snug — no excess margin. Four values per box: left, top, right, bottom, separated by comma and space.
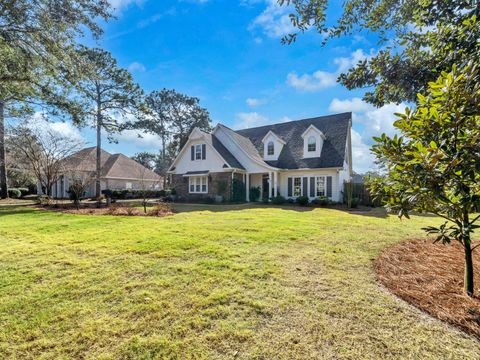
248, 0, 295, 39
128, 62, 146, 72
233, 112, 290, 129
246, 97, 267, 108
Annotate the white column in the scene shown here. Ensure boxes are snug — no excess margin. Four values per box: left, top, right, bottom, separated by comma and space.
246, 173, 250, 202
268, 172, 272, 200
273, 172, 278, 197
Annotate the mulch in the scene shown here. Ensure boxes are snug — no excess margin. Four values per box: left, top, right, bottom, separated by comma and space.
375, 238, 480, 339
36, 203, 174, 217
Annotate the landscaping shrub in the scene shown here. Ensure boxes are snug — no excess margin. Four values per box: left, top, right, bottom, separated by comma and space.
101, 189, 165, 200
312, 196, 330, 206
36, 195, 51, 205
232, 178, 245, 202
296, 196, 309, 206
7, 188, 21, 198
147, 203, 173, 216
203, 196, 216, 204
17, 188, 30, 197
350, 197, 361, 208
287, 198, 295, 204
271, 195, 286, 205
249, 186, 261, 202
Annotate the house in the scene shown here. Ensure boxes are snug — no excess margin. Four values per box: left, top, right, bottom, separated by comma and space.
168, 112, 352, 202
41, 147, 163, 198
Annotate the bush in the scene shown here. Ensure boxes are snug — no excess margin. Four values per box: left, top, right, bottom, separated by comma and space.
249, 186, 261, 202
7, 188, 21, 198
204, 196, 216, 204
312, 196, 330, 206
232, 178, 246, 202
287, 198, 295, 204
17, 188, 29, 197
296, 196, 309, 206
350, 197, 361, 208
271, 195, 286, 205
101, 189, 165, 200
36, 195, 51, 205
170, 188, 177, 195
147, 203, 173, 216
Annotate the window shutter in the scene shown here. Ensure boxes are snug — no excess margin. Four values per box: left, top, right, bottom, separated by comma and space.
310, 177, 315, 197
288, 178, 292, 197
191, 145, 194, 161
302, 177, 308, 197
202, 144, 206, 160
327, 176, 332, 198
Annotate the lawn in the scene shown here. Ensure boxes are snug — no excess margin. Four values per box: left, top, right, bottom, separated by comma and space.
0, 205, 479, 359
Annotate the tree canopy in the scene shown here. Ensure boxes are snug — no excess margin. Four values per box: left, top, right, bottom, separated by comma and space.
280, 0, 480, 106
368, 64, 480, 296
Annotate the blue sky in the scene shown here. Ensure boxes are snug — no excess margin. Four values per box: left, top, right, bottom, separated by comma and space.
56, 0, 406, 173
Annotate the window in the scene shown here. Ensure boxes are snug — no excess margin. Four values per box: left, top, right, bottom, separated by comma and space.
195, 144, 202, 160
267, 141, 274, 156
315, 176, 325, 197
293, 177, 302, 197
308, 136, 316, 152
126, 182, 132, 190
189, 176, 208, 194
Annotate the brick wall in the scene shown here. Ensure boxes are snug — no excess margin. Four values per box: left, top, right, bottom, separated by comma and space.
172, 172, 239, 202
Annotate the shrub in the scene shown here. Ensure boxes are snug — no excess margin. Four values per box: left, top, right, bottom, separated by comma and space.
312, 196, 330, 206
204, 196, 216, 204
271, 195, 286, 205
249, 186, 261, 202
36, 195, 51, 205
350, 197, 361, 208
17, 188, 29, 197
296, 196, 309, 206
170, 188, 177, 195
7, 188, 21, 198
287, 198, 295, 204
232, 178, 245, 202
147, 203, 173, 216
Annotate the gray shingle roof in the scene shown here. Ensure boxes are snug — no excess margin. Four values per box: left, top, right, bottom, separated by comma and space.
235, 112, 351, 169
211, 134, 245, 170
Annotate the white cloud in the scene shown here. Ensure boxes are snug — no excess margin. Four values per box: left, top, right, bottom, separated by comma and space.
334, 49, 374, 73
27, 113, 85, 143
328, 97, 407, 173
249, 0, 295, 39
114, 130, 161, 149
108, 0, 144, 12
286, 71, 337, 92
246, 97, 267, 107
286, 49, 375, 92
128, 62, 146, 72
232, 112, 289, 129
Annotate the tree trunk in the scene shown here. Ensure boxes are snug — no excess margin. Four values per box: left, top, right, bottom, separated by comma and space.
161, 133, 167, 189
464, 240, 474, 297
0, 100, 8, 199
96, 100, 102, 203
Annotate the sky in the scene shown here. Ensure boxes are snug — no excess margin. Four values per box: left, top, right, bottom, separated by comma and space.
45, 0, 406, 173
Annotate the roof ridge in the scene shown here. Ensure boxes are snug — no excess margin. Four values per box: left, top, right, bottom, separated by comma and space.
234, 112, 352, 133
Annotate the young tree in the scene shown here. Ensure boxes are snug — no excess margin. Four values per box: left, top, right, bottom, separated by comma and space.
0, 0, 112, 198
278, 0, 480, 106
72, 46, 144, 200
132, 89, 211, 186
368, 64, 480, 297
66, 172, 95, 209
8, 120, 84, 197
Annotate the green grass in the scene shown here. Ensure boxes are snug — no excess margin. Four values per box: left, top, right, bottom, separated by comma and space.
0, 205, 478, 359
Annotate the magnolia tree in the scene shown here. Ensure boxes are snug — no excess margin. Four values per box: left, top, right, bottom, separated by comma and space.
368, 64, 480, 296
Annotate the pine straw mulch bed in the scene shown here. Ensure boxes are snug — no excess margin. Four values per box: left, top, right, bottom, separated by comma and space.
36, 203, 175, 217
375, 238, 480, 339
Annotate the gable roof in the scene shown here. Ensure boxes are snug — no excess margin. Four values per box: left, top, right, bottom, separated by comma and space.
62, 147, 162, 181
235, 112, 351, 169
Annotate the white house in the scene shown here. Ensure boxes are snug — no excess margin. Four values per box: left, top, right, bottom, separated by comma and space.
168, 112, 353, 202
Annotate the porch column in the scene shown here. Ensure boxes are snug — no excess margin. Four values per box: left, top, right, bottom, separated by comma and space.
268, 172, 272, 200
246, 173, 250, 202
273, 172, 278, 197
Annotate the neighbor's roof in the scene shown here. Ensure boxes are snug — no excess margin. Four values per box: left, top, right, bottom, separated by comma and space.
235, 112, 351, 169
61, 147, 162, 181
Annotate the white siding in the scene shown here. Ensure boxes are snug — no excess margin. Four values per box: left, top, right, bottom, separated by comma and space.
278, 169, 342, 202
173, 139, 228, 174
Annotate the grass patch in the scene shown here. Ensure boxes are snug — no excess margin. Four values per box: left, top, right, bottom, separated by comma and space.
0, 205, 479, 359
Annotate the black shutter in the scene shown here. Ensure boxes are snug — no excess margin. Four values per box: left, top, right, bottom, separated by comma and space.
302, 177, 307, 197
327, 176, 332, 198
288, 178, 292, 197
202, 144, 206, 160
310, 177, 315, 198
191, 145, 194, 161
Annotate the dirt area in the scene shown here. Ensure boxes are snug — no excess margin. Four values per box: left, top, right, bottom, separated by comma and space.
38, 202, 174, 217
375, 238, 480, 339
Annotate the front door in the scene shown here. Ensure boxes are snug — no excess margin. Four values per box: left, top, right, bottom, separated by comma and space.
262, 174, 269, 200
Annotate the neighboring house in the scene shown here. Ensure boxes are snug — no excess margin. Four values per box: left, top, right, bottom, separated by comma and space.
40, 147, 163, 198
168, 112, 353, 202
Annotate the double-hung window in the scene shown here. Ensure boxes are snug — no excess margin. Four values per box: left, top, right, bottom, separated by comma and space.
195, 144, 202, 160
315, 176, 326, 197
189, 176, 208, 194
293, 177, 302, 197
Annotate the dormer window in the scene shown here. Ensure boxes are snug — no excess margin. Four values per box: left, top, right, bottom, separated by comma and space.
191, 144, 206, 161
195, 144, 202, 159
267, 141, 274, 155
308, 136, 316, 152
